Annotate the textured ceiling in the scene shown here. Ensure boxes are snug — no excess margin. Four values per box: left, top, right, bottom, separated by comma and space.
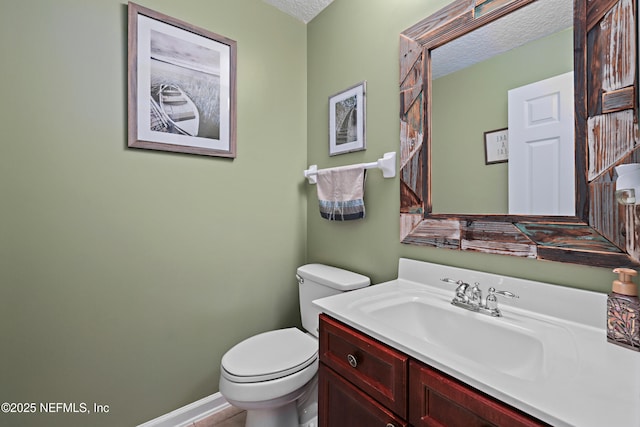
432, 0, 573, 79
263, 0, 572, 73
262, 0, 334, 23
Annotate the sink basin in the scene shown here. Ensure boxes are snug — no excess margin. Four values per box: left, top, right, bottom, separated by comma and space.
353, 291, 577, 381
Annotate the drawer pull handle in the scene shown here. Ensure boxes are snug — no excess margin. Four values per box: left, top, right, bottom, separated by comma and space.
386, 424, 396, 427
347, 353, 358, 368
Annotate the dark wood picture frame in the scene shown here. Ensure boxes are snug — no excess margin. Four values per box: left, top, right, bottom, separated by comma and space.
128, 2, 237, 158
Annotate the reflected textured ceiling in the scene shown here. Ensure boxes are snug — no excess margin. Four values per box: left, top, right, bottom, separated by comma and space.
432, 0, 573, 79
262, 0, 334, 23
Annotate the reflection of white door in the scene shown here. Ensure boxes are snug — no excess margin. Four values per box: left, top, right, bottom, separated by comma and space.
508, 71, 574, 215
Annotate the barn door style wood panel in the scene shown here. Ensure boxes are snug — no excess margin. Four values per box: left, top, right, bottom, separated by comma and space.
586, 0, 639, 261
399, 0, 639, 267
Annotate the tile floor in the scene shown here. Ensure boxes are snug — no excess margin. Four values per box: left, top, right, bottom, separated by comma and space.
190, 406, 246, 427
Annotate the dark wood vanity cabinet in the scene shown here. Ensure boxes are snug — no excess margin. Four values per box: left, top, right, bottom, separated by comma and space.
318, 314, 549, 427
318, 313, 408, 427
319, 364, 409, 427
409, 361, 550, 427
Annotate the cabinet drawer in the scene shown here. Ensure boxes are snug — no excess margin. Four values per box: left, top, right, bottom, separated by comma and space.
409, 360, 550, 427
319, 364, 408, 427
319, 314, 408, 418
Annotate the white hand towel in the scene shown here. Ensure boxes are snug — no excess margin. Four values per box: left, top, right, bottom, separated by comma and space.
316, 165, 366, 221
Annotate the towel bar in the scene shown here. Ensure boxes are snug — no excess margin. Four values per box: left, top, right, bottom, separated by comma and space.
303, 152, 396, 184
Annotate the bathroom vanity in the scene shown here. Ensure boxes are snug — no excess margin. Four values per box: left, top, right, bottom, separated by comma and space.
319, 314, 546, 426
314, 259, 640, 427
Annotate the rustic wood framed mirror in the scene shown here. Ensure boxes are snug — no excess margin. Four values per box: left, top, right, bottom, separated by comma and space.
399, 0, 638, 267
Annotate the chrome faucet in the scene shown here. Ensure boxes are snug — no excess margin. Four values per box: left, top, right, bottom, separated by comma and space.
468, 282, 482, 307
452, 280, 469, 302
441, 278, 518, 317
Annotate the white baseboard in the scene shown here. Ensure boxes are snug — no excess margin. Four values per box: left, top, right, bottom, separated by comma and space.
137, 392, 231, 427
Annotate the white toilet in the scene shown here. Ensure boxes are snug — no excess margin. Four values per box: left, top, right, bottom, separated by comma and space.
219, 264, 370, 427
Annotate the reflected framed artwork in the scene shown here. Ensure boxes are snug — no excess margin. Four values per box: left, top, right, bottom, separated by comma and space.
484, 128, 508, 164
128, 2, 237, 158
328, 82, 366, 156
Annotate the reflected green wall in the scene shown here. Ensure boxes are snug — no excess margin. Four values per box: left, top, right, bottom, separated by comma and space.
307, 1, 613, 290
432, 28, 573, 214
0, 1, 306, 426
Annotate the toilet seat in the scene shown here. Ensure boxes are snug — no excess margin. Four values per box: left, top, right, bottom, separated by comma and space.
221, 328, 318, 383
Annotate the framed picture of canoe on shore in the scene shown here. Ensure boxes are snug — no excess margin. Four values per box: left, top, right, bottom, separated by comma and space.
128, 3, 237, 158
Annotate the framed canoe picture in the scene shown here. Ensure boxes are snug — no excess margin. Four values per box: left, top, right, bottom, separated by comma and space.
128, 2, 237, 158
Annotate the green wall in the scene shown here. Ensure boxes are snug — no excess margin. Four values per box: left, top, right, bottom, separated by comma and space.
307, 1, 614, 290
0, 1, 306, 426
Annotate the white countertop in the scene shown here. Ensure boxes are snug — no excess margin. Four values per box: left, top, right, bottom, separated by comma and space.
313, 258, 640, 427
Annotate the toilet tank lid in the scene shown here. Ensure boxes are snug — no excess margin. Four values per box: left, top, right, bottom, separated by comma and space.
297, 264, 370, 290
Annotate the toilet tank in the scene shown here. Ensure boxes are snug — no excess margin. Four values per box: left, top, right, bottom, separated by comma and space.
296, 264, 370, 337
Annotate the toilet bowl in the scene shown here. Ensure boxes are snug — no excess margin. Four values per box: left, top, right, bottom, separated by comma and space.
219, 328, 319, 427
218, 264, 370, 427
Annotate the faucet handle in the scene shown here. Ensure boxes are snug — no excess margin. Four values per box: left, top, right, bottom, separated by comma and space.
485, 287, 519, 316
487, 287, 518, 299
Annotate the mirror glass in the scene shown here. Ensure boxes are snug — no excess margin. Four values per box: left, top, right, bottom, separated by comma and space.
429, 0, 574, 215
